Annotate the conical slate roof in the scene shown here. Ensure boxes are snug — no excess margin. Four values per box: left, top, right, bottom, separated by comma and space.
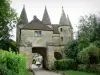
19, 5, 28, 24
67, 15, 72, 28
42, 6, 51, 25
22, 15, 53, 31
59, 7, 71, 26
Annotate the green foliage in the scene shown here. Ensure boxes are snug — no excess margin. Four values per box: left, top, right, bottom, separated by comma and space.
77, 14, 100, 51
0, 0, 18, 52
0, 49, 27, 75
77, 44, 100, 64
0, 0, 17, 39
0, 39, 17, 52
54, 59, 77, 70
78, 64, 100, 73
64, 40, 78, 59
63, 14, 100, 74
78, 64, 87, 72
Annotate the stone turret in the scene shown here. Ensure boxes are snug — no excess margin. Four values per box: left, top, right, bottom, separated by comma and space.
59, 7, 72, 26
19, 5, 28, 25
59, 6, 67, 25
59, 7, 73, 45
16, 5, 28, 46
42, 6, 51, 25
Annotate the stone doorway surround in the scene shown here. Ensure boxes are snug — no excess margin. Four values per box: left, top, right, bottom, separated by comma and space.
32, 47, 47, 69
19, 46, 55, 70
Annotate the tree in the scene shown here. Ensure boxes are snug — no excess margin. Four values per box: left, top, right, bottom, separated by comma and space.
0, 0, 17, 40
77, 14, 100, 51
64, 40, 78, 59
0, 0, 17, 52
0, 39, 17, 52
77, 44, 100, 64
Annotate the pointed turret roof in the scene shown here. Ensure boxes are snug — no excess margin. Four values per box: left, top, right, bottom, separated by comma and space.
67, 15, 72, 28
19, 5, 28, 24
59, 7, 71, 26
42, 6, 51, 25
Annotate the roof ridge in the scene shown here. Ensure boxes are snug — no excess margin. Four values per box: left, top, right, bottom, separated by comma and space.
22, 16, 53, 31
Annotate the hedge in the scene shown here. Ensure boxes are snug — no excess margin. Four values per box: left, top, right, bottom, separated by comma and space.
78, 64, 100, 73
0, 49, 27, 75
77, 44, 100, 64
54, 59, 77, 70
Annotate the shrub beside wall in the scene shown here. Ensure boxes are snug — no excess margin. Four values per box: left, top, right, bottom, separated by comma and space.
77, 44, 100, 64
54, 59, 77, 70
0, 49, 27, 75
78, 64, 100, 73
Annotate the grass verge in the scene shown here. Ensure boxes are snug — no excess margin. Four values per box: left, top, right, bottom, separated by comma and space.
25, 70, 33, 75
62, 70, 98, 75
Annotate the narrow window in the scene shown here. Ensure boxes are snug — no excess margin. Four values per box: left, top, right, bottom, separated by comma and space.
60, 28, 62, 32
61, 37, 63, 41
34, 31, 42, 36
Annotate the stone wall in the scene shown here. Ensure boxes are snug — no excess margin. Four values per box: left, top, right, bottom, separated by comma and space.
21, 30, 53, 47
19, 47, 32, 69
59, 26, 73, 45
52, 34, 60, 44
46, 46, 55, 70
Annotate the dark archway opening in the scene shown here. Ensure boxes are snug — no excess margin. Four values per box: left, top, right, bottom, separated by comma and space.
54, 52, 62, 60
32, 47, 47, 69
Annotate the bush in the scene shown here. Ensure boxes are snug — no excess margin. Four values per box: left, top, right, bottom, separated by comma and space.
77, 44, 100, 64
88, 64, 100, 73
0, 49, 27, 75
54, 59, 77, 70
64, 40, 78, 59
78, 64, 100, 73
78, 64, 87, 72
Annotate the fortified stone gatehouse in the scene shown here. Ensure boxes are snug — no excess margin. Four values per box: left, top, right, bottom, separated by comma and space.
16, 5, 73, 69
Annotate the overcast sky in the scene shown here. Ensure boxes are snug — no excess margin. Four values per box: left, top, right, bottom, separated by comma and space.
11, 0, 100, 40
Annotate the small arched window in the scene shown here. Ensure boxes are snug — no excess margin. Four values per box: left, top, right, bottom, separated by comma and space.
61, 37, 63, 41
60, 28, 62, 32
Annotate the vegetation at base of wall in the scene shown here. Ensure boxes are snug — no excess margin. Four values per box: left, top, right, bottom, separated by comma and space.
78, 64, 100, 73
0, 49, 28, 75
77, 44, 100, 64
25, 70, 33, 75
54, 59, 77, 70
64, 40, 78, 59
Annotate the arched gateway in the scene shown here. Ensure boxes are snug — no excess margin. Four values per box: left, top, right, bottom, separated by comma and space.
32, 47, 47, 68
17, 6, 73, 70
19, 45, 56, 69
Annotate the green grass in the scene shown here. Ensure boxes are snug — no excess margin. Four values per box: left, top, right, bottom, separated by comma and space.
25, 70, 32, 75
62, 70, 97, 75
